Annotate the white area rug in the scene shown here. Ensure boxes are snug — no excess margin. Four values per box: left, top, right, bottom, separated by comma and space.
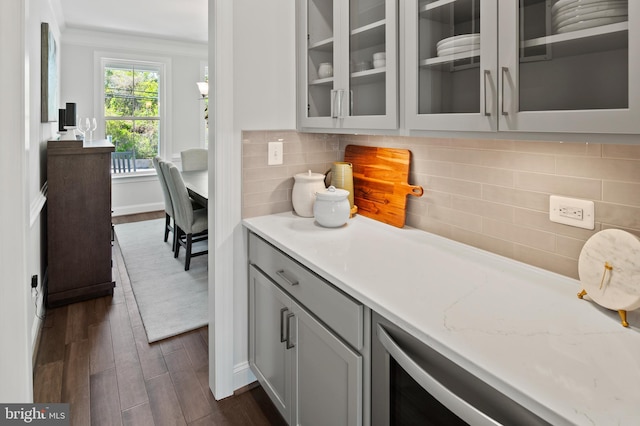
115, 219, 208, 342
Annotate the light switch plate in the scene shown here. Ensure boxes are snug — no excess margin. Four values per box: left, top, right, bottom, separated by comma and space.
549, 195, 595, 230
268, 141, 283, 166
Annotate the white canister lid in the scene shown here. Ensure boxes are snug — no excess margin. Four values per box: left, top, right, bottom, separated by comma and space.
315, 185, 349, 200
294, 170, 325, 181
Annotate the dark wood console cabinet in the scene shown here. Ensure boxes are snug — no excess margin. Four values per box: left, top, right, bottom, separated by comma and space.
46, 139, 115, 307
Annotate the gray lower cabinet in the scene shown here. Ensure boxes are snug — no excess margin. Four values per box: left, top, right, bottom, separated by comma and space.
249, 266, 292, 419
292, 290, 362, 425
248, 232, 366, 426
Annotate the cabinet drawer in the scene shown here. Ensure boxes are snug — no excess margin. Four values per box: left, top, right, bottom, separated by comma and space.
249, 233, 364, 350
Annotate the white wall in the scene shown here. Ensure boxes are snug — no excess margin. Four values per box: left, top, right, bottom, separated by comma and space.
28, 3, 62, 353
233, 2, 297, 131
0, 0, 62, 401
210, 0, 296, 394
60, 29, 208, 215
232, 0, 296, 375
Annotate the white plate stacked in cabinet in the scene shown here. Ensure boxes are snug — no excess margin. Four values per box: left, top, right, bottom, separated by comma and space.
435, 33, 480, 57
552, 0, 628, 34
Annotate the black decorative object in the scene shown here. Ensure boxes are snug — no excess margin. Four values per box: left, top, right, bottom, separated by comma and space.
65, 102, 76, 127
58, 109, 66, 132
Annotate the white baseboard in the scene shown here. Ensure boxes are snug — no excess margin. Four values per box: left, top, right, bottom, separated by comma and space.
234, 361, 257, 391
31, 298, 45, 368
112, 202, 164, 217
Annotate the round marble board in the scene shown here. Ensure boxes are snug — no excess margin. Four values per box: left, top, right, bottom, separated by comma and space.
578, 229, 640, 315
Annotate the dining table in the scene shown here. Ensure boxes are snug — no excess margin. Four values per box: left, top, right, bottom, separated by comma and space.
181, 170, 208, 207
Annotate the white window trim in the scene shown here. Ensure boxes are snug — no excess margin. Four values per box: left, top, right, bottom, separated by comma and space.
94, 51, 172, 163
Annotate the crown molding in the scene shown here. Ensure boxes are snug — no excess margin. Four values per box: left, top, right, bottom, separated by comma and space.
61, 27, 207, 58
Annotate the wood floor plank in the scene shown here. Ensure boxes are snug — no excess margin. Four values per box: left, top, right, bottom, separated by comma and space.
236, 388, 287, 426
65, 302, 89, 344
89, 321, 115, 374
109, 302, 137, 354
115, 351, 149, 411
66, 384, 91, 426
33, 360, 63, 403
90, 367, 123, 426
88, 295, 111, 326
164, 348, 212, 423
133, 324, 168, 380
108, 302, 149, 410
180, 330, 208, 371
61, 340, 90, 399
160, 335, 185, 356
188, 396, 253, 426
122, 402, 155, 426
199, 326, 209, 346
194, 364, 218, 408
36, 306, 68, 366
113, 244, 144, 331
146, 372, 187, 426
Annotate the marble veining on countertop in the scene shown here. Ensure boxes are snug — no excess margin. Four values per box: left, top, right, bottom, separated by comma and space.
243, 212, 640, 426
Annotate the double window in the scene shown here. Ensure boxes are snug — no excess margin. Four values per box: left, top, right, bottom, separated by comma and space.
99, 56, 168, 173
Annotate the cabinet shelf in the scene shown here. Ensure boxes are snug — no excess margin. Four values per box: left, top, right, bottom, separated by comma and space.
420, 49, 479, 67
350, 19, 386, 48
309, 36, 334, 52
351, 67, 386, 84
311, 68, 386, 86
521, 21, 628, 56
419, 0, 480, 24
420, 0, 456, 14
310, 76, 334, 86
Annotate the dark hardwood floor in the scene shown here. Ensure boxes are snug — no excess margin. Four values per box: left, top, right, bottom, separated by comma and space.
34, 211, 286, 425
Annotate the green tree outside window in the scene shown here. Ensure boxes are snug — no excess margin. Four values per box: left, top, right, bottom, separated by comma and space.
104, 66, 160, 164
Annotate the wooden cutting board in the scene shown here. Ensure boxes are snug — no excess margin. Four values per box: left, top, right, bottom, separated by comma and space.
344, 145, 423, 228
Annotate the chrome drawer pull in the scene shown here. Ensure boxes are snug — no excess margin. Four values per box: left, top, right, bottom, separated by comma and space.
280, 307, 288, 343
483, 70, 491, 117
285, 313, 295, 349
276, 270, 299, 286
501, 67, 509, 116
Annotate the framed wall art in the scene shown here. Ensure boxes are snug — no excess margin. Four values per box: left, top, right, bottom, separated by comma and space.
41, 22, 58, 123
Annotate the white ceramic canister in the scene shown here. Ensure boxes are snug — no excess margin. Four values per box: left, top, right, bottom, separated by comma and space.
318, 62, 333, 79
292, 170, 326, 217
313, 186, 350, 228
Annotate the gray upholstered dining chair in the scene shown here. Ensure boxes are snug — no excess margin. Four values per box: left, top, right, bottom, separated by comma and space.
153, 156, 176, 250
162, 161, 208, 270
180, 148, 208, 171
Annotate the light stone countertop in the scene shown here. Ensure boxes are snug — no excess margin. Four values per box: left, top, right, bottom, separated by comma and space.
243, 212, 640, 426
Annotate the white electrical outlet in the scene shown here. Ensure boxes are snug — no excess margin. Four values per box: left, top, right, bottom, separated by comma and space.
549, 195, 595, 230
268, 141, 283, 166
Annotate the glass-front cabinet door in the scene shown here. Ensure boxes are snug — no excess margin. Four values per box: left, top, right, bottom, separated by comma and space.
299, 0, 398, 130
405, 0, 498, 132
499, 0, 637, 134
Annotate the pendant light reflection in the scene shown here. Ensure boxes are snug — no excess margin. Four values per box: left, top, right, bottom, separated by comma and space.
197, 82, 209, 99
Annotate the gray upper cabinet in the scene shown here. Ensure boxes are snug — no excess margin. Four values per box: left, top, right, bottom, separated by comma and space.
406, 0, 636, 134
499, 0, 636, 134
405, 0, 498, 132
298, 0, 398, 131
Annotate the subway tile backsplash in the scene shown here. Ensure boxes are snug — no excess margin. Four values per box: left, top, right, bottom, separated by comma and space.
242, 131, 640, 279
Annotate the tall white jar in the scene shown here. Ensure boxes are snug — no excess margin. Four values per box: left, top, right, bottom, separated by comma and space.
292, 171, 326, 217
